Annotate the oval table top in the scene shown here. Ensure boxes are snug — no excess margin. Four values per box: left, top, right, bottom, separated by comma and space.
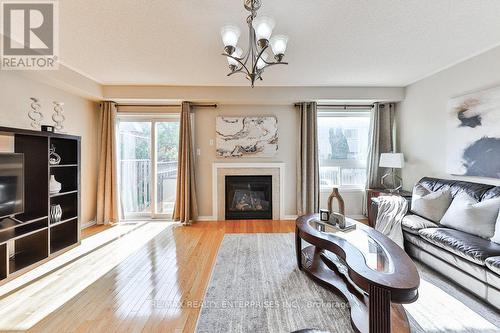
296, 214, 419, 303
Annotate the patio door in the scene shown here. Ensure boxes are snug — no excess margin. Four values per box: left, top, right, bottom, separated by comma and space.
117, 116, 180, 219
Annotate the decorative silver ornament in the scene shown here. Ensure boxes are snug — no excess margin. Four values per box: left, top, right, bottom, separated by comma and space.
52, 101, 65, 131
50, 204, 63, 223
49, 144, 61, 165
28, 97, 44, 129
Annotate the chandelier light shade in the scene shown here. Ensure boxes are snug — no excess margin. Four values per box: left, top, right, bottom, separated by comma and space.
270, 35, 288, 61
227, 47, 243, 68
252, 16, 275, 46
256, 52, 268, 69
220, 0, 289, 87
220, 25, 241, 54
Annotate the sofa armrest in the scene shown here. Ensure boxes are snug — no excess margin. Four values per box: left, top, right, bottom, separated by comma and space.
369, 195, 413, 228
369, 197, 380, 227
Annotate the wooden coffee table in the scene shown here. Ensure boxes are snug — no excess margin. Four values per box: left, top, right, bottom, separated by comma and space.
296, 214, 419, 333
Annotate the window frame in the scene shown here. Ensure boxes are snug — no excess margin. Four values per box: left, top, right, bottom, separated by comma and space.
317, 109, 372, 192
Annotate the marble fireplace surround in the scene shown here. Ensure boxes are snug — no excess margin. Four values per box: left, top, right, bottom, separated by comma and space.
212, 163, 285, 220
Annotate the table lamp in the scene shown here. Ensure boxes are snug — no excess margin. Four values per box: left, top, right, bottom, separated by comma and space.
379, 153, 404, 192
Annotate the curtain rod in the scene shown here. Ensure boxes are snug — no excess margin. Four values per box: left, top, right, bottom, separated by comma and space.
116, 103, 218, 108
294, 103, 374, 109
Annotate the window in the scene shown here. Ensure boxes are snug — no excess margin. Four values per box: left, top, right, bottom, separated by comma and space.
317, 110, 371, 190
117, 116, 180, 219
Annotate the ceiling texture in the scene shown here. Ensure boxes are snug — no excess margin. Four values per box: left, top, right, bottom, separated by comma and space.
60, 0, 500, 87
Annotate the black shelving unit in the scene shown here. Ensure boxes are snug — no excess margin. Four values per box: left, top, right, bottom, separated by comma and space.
50, 219, 78, 254
0, 126, 81, 285
0, 243, 6, 280
9, 229, 49, 274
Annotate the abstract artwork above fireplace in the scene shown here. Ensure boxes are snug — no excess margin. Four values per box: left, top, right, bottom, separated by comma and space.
216, 116, 278, 157
446, 85, 500, 179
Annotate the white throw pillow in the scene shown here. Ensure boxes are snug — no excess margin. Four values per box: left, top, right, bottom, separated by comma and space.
410, 184, 452, 223
402, 214, 438, 234
491, 209, 500, 244
440, 192, 500, 239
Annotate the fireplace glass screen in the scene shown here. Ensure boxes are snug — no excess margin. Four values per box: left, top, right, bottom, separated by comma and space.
225, 175, 272, 220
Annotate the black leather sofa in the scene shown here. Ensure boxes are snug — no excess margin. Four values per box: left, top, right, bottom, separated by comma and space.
371, 177, 500, 310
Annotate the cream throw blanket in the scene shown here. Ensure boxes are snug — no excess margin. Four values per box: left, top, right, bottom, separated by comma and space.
375, 196, 408, 248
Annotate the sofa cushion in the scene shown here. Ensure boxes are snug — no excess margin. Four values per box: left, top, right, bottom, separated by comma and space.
485, 256, 500, 276
402, 214, 438, 235
404, 232, 487, 280
418, 228, 500, 266
410, 184, 452, 223
440, 192, 500, 239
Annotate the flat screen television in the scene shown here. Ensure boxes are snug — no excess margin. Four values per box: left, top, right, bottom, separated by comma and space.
0, 153, 24, 219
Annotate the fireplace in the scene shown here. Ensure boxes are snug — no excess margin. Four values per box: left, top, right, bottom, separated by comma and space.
225, 175, 273, 220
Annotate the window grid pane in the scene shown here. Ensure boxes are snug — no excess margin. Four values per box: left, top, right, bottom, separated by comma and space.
118, 121, 152, 216
156, 121, 180, 215
318, 111, 371, 188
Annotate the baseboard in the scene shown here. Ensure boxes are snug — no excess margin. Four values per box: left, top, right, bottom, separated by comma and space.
197, 215, 298, 221
81, 220, 96, 229
197, 215, 217, 221
196, 215, 364, 221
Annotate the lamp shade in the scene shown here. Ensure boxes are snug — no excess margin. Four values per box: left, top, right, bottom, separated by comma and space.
379, 153, 405, 168
270, 35, 288, 56
252, 16, 275, 42
221, 25, 241, 47
256, 52, 268, 70
227, 47, 243, 66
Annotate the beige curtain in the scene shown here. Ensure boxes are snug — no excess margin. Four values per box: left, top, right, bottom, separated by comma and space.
364, 103, 396, 214
173, 102, 198, 224
366, 103, 396, 188
96, 101, 119, 225
296, 102, 320, 216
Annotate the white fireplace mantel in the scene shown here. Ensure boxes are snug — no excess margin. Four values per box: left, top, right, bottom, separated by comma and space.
211, 162, 286, 221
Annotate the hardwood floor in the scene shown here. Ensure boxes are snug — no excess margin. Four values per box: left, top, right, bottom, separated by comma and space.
17, 220, 294, 333
82, 224, 112, 239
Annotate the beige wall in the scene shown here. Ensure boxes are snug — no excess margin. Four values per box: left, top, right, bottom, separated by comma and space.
104, 85, 405, 105
398, 45, 500, 190
0, 71, 99, 225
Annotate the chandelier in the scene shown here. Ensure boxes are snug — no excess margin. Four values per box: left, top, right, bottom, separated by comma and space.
220, 0, 289, 87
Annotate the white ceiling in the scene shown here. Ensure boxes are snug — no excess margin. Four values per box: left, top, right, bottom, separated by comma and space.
60, 0, 500, 87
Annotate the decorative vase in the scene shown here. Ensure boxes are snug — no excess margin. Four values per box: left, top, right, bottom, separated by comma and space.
327, 187, 346, 227
52, 101, 65, 132
28, 97, 44, 129
50, 204, 63, 223
49, 144, 61, 165
326, 187, 355, 230
49, 175, 62, 194
327, 187, 345, 216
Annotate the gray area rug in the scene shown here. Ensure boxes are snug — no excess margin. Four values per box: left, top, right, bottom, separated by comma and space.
196, 233, 500, 333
